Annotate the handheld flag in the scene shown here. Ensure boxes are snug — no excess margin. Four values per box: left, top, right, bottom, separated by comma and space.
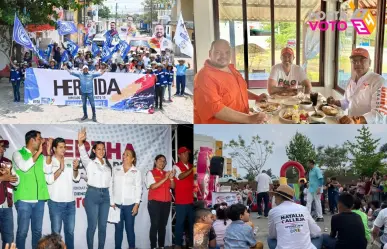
61, 50, 69, 63
101, 43, 113, 62
57, 21, 77, 36
84, 33, 92, 46
117, 40, 131, 59
64, 39, 79, 57
13, 13, 36, 51
174, 12, 193, 57
91, 42, 100, 57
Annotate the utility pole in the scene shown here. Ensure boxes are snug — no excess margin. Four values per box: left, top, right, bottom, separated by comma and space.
115, 1, 118, 24
150, 0, 153, 31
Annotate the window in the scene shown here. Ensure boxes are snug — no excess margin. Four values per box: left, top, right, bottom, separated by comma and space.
215, 0, 324, 88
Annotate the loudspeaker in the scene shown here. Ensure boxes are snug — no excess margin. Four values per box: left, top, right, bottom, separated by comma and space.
210, 156, 224, 177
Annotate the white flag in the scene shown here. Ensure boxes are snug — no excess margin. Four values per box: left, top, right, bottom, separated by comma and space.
173, 12, 194, 58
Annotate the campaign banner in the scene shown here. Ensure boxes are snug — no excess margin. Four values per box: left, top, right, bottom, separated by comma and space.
212, 192, 238, 207
24, 68, 155, 113
1, 124, 172, 249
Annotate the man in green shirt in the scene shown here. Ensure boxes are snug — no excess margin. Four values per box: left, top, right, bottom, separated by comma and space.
12, 130, 53, 249
352, 198, 371, 241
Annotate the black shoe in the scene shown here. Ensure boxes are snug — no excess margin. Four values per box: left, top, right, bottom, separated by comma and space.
316, 218, 324, 222
92, 116, 97, 122
81, 116, 88, 121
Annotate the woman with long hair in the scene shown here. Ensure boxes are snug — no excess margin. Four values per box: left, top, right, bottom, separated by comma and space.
78, 128, 113, 249
112, 149, 142, 249
145, 154, 175, 249
371, 172, 382, 201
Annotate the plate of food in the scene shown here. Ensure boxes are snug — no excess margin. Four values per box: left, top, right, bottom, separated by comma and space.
308, 111, 326, 122
319, 104, 341, 116
253, 102, 281, 114
279, 108, 309, 124
272, 91, 298, 99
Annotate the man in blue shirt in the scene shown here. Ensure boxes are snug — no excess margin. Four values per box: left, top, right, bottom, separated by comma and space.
66, 65, 106, 122
154, 63, 168, 110
306, 160, 324, 222
10, 61, 21, 102
175, 59, 190, 96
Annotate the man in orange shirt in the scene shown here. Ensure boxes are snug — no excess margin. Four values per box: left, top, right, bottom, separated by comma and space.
194, 39, 268, 124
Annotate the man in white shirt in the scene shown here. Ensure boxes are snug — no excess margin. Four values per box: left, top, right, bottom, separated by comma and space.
267, 47, 312, 96
255, 170, 273, 218
12, 130, 53, 249
372, 206, 387, 247
45, 137, 80, 249
328, 48, 387, 124
267, 185, 322, 249
143, 51, 151, 67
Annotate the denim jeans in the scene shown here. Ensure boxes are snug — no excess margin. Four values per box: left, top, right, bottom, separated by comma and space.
257, 192, 270, 216
167, 85, 172, 100
11, 80, 21, 102
15, 201, 45, 249
268, 236, 323, 249
115, 204, 136, 249
176, 75, 186, 95
175, 204, 194, 246
84, 186, 110, 249
328, 191, 338, 214
81, 92, 96, 117
48, 200, 76, 249
0, 208, 14, 249
148, 200, 171, 249
322, 234, 337, 249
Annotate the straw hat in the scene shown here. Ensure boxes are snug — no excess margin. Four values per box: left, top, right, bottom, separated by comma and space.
270, 185, 294, 201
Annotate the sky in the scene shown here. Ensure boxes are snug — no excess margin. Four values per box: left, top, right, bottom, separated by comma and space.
194, 125, 387, 177
104, 0, 144, 13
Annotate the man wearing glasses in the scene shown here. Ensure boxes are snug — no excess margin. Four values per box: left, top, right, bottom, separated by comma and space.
328, 48, 386, 124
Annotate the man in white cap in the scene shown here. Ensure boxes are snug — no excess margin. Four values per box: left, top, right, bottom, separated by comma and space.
328, 48, 386, 124
0, 135, 19, 248
143, 51, 151, 67
66, 65, 107, 122
267, 185, 322, 249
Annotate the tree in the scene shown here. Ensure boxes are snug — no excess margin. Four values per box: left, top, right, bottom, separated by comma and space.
98, 5, 111, 19
346, 126, 385, 176
286, 132, 316, 172
380, 143, 387, 155
262, 22, 297, 49
224, 135, 274, 179
0, 0, 103, 61
315, 145, 349, 173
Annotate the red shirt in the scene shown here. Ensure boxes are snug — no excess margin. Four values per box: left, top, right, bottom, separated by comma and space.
174, 161, 194, 204
148, 168, 171, 202
0, 157, 13, 207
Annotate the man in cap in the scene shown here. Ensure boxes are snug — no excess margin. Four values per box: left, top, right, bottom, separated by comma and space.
173, 147, 194, 249
155, 63, 168, 110
267, 185, 322, 249
143, 51, 151, 66
194, 39, 269, 124
267, 47, 312, 96
0, 136, 20, 248
49, 60, 57, 70
174, 59, 191, 97
66, 65, 107, 122
327, 48, 387, 124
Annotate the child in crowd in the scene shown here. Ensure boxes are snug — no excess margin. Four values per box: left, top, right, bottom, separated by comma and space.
351, 198, 371, 242
212, 203, 231, 249
224, 204, 263, 249
368, 200, 381, 223
194, 208, 218, 249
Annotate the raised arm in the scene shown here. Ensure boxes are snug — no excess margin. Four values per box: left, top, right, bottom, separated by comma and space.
78, 128, 91, 168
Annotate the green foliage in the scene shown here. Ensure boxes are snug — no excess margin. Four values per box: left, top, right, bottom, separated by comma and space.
315, 145, 349, 173
285, 132, 316, 172
0, 0, 104, 26
262, 22, 297, 49
225, 135, 274, 179
345, 126, 385, 177
98, 5, 111, 19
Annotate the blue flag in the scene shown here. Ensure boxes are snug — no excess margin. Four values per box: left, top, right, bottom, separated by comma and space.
13, 14, 36, 51
84, 33, 92, 47
45, 43, 53, 60
57, 21, 77, 36
64, 39, 79, 57
91, 42, 100, 57
117, 40, 131, 59
61, 50, 69, 63
101, 44, 113, 62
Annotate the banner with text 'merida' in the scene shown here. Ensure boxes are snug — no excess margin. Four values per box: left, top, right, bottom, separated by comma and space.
24, 68, 155, 113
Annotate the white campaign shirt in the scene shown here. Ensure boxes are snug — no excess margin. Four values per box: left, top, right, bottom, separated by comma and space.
79, 144, 112, 198
268, 201, 321, 249
255, 173, 272, 193
111, 166, 142, 206
45, 157, 80, 202
374, 208, 387, 244
12, 147, 53, 203
269, 64, 308, 89
143, 57, 150, 66
340, 71, 386, 124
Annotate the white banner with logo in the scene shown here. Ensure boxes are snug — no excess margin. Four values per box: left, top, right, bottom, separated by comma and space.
24, 68, 155, 113
212, 192, 238, 207
1, 124, 172, 249
174, 12, 193, 58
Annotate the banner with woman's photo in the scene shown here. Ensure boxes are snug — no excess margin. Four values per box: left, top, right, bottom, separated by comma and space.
1, 124, 172, 249
24, 68, 155, 113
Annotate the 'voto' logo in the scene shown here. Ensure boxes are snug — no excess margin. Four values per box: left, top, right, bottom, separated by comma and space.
307, 0, 376, 35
